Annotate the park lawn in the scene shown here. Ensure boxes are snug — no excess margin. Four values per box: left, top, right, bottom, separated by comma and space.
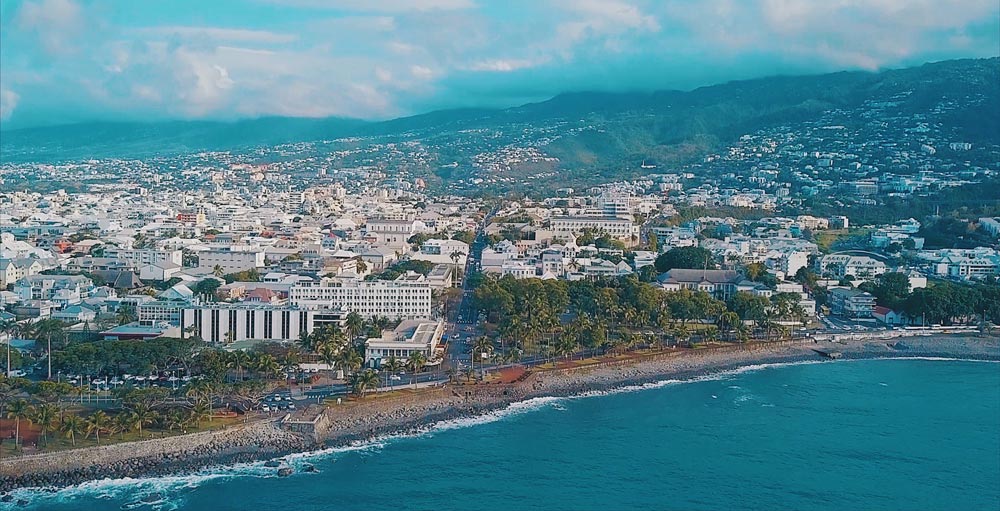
0, 416, 243, 457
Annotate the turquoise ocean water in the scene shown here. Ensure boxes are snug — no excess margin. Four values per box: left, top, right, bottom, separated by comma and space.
6, 358, 999, 511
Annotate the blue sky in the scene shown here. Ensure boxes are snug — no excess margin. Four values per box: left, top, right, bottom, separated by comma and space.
1, 0, 998, 128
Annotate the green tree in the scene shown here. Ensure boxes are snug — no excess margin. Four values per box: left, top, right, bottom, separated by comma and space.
654, 246, 716, 273
6, 399, 31, 450
128, 403, 158, 439
32, 403, 58, 447
406, 351, 427, 385
85, 410, 111, 445
60, 413, 85, 446
116, 304, 137, 326
31, 318, 66, 380
337, 348, 363, 378
349, 368, 380, 398
471, 337, 493, 376
112, 412, 133, 441
189, 400, 212, 428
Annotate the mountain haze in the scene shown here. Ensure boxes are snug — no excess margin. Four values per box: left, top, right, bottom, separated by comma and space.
1, 58, 997, 186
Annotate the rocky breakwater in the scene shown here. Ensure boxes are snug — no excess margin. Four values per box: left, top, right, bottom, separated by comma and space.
0, 420, 307, 492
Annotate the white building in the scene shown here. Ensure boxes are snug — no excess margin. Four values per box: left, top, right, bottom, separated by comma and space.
365, 219, 418, 248
365, 319, 444, 366
104, 247, 183, 267
550, 215, 639, 242
181, 303, 314, 344
198, 247, 266, 273
13, 275, 93, 305
817, 254, 887, 279
0, 258, 47, 287
289, 272, 432, 319
412, 239, 469, 266
979, 217, 1000, 238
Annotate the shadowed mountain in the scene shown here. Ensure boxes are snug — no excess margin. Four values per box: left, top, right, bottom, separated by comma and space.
2, 58, 996, 178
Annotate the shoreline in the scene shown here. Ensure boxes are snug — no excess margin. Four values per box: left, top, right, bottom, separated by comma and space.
2, 334, 997, 494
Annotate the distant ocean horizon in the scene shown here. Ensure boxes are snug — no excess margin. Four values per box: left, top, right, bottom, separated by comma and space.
8, 358, 1000, 511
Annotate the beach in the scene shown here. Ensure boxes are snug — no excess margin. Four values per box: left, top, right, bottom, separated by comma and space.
2, 334, 997, 493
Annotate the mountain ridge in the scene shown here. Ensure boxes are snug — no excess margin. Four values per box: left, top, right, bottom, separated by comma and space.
1, 57, 996, 167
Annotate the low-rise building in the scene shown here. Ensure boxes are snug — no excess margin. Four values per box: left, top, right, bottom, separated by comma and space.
364, 319, 444, 366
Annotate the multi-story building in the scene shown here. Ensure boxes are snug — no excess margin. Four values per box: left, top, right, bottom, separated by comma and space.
198, 247, 266, 273
656, 269, 764, 300
828, 288, 876, 318
181, 303, 314, 344
917, 248, 1000, 280
104, 247, 183, 267
817, 254, 887, 279
550, 215, 639, 242
289, 272, 432, 319
13, 275, 94, 305
138, 300, 187, 326
0, 258, 47, 287
979, 217, 1000, 238
365, 219, 418, 247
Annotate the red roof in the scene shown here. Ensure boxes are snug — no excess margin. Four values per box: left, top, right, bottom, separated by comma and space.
246, 288, 276, 300
873, 306, 892, 315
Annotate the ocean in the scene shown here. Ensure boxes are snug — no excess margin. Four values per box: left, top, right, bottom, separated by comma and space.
6, 358, 999, 511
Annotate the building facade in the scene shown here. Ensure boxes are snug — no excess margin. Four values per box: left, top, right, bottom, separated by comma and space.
289, 272, 432, 319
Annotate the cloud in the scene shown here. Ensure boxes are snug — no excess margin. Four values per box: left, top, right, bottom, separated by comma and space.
410, 65, 434, 80
0, 0, 996, 127
467, 59, 541, 72
0, 89, 20, 121
259, 0, 475, 12
662, 0, 1000, 69
134, 26, 298, 45
13, 0, 85, 56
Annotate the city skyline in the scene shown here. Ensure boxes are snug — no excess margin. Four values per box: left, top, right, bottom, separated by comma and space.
1, 0, 999, 128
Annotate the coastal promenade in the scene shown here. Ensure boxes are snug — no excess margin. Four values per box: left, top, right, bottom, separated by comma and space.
2, 333, 996, 492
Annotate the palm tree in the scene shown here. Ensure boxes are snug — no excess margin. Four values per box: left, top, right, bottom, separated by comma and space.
31, 318, 66, 380
317, 341, 339, 374
382, 356, 405, 388
129, 403, 158, 439
85, 410, 111, 445
60, 414, 85, 446
6, 399, 31, 450
32, 403, 58, 447
449, 250, 465, 287
116, 304, 137, 326
189, 400, 212, 429
337, 348, 363, 378
717, 311, 742, 342
345, 312, 365, 340
227, 351, 251, 381
212, 265, 224, 277
406, 351, 427, 386
163, 409, 188, 432
471, 337, 493, 376
297, 331, 314, 352
349, 368, 380, 398
256, 354, 282, 380
113, 412, 133, 441
1, 320, 22, 377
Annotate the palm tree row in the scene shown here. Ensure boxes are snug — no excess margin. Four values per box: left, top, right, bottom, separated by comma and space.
4, 398, 216, 452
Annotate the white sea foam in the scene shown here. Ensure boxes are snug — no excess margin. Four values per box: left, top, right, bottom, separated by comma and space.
877, 356, 999, 363
7, 355, 992, 507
